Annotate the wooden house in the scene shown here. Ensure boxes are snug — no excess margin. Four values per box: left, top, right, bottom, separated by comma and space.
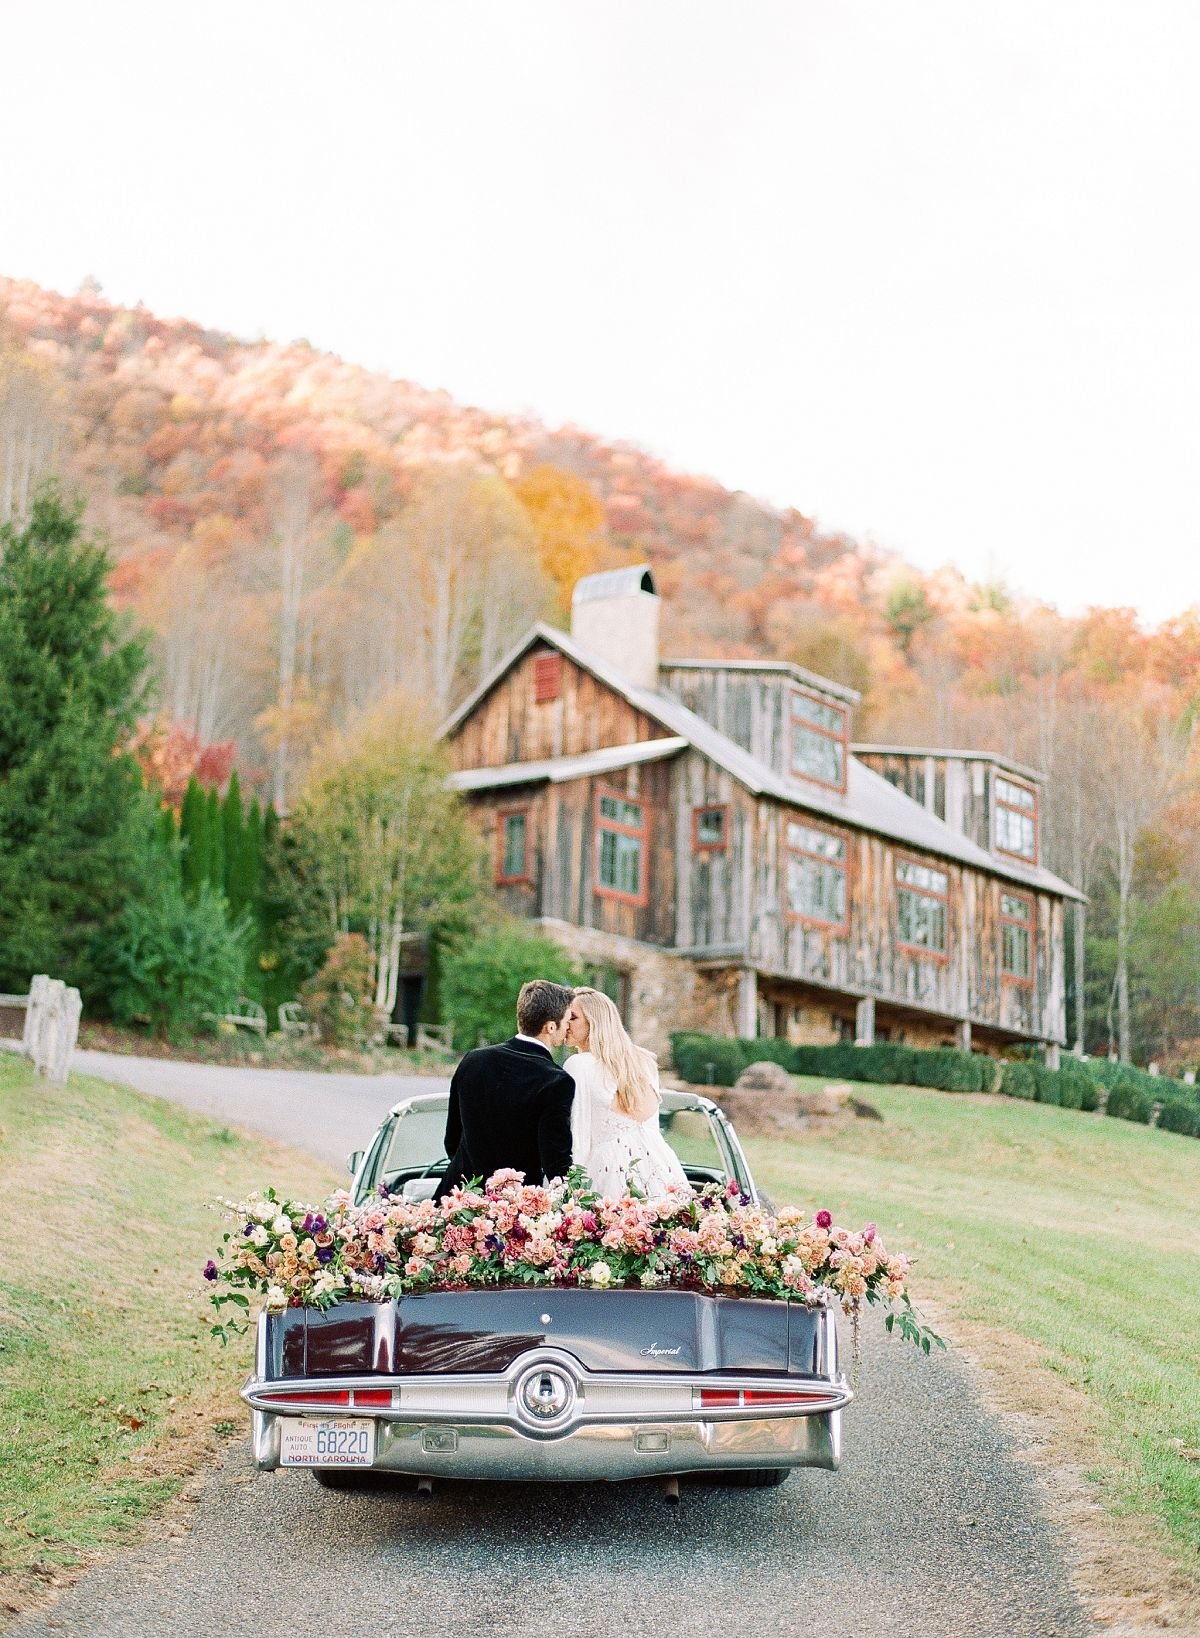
441, 566, 1083, 1062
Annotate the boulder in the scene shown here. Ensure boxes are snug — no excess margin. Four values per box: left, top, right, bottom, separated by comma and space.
719, 1062, 856, 1137
733, 1059, 794, 1096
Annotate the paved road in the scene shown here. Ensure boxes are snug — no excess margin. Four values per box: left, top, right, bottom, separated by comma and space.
16, 1049, 1091, 1637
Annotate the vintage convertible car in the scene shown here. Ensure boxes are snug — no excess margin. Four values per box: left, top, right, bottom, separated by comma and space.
242, 1089, 851, 1491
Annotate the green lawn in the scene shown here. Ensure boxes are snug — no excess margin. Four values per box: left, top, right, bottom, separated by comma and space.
0, 1056, 337, 1607
745, 1083, 1200, 1565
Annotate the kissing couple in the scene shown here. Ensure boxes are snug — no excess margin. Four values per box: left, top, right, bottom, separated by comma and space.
434, 980, 689, 1203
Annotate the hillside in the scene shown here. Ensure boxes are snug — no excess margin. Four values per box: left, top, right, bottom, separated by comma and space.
4, 275, 1200, 1068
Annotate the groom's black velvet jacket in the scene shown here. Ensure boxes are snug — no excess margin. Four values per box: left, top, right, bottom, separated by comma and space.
434, 1037, 575, 1199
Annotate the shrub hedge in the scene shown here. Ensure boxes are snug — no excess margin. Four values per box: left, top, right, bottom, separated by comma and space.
668, 1030, 1199, 1139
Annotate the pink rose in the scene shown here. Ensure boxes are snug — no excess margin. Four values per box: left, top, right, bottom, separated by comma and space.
815, 1209, 833, 1230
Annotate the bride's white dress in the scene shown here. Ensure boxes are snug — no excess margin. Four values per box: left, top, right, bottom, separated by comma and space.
566, 1051, 690, 1199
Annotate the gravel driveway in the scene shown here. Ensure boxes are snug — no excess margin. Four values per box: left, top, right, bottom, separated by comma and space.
15, 1049, 1091, 1637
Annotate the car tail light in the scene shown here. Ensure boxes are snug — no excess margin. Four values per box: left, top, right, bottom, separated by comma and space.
743, 1389, 828, 1406
353, 1389, 393, 1407
261, 1389, 351, 1406
699, 1389, 741, 1408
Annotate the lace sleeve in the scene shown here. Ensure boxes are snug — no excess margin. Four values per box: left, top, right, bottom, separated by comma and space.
567, 1054, 591, 1168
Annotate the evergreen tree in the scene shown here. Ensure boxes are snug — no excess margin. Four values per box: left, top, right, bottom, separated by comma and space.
206, 785, 224, 895
179, 776, 208, 901
0, 488, 166, 1004
222, 771, 245, 915
237, 793, 263, 924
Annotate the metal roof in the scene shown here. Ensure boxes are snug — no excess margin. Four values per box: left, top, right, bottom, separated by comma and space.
440, 623, 1084, 902
571, 564, 656, 603
447, 737, 688, 792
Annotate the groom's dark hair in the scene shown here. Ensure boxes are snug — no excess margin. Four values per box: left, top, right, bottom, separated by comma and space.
516, 979, 574, 1038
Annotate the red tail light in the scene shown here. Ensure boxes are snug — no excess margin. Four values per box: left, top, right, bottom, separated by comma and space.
262, 1389, 351, 1406
353, 1389, 393, 1407
699, 1389, 741, 1408
743, 1389, 827, 1406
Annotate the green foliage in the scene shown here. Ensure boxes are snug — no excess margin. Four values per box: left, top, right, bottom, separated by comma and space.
108, 883, 246, 1039
300, 933, 376, 1047
0, 488, 166, 1009
1000, 1062, 1036, 1100
221, 771, 245, 915
908, 1048, 984, 1093
1105, 1077, 1154, 1124
1032, 1065, 1062, 1106
439, 922, 583, 1051
1157, 1097, 1200, 1137
179, 776, 208, 899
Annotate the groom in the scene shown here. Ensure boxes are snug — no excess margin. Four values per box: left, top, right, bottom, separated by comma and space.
434, 979, 576, 1200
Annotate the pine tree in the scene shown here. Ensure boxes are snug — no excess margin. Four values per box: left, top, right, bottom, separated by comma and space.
0, 488, 166, 1004
237, 792, 263, 924
222, 771, 245, 914
179, 776, 208, 901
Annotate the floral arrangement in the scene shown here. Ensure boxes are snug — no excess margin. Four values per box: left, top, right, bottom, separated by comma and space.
206, 1168, 940, 1352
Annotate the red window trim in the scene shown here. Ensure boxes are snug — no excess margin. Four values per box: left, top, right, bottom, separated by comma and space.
692, 803, 729, 853
893, 849, 951, 963
533, 652, 562, 704
594, 783, 650, 908
999, 886, 1036, 987
993, 772, 1040, 866
784, 815, 852, 933
495, 806, 532, 885
789, 686, 849, 795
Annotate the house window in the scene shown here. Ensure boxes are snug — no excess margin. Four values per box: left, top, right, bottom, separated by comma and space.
786, 819, 849, 928
496, 809, 529, 884
595, 787, 648, 904
693, 804, 728, 850
1000, 890, 1035, 982
533, 653, 562, 703
895, 856, 949, 956
790, 689, 849, 792
994, 775, 1038, 862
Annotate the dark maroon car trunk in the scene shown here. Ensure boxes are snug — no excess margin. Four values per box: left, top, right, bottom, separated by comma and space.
262, 1290, 822, 1379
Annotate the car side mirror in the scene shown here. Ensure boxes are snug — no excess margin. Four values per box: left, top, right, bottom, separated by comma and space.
347, 1150, 363, 1177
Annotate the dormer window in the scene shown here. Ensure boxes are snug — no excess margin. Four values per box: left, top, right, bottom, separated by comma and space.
994, 775, 1038, 862
790, 689, 848, 792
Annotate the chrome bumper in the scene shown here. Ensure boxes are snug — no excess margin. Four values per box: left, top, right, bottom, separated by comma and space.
248, 1404, 843, 1480
243, 1335, 850, 1480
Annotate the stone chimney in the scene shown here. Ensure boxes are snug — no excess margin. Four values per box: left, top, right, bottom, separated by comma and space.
570, 565, 660, 690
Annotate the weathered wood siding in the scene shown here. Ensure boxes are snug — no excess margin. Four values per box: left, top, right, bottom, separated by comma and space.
450, 644, 668, 770
672, 749, 751, 953
660, 666, 825, 780
853, 750, 1014, 857
465, 760, 677, 946
749, 806, 1065, 1041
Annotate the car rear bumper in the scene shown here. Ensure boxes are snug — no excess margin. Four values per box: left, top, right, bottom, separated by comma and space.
247, 1402, 844, 1480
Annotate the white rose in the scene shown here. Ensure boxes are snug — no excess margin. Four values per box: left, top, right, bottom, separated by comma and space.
265, 1284, 287, 1313
760, 1237, 778, 1256
590, 1261, 612, 1288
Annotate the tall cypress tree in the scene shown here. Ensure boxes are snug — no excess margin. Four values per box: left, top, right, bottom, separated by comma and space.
206, 786, 225, 896
222, 770, 245, 915
179, 776, 208, 901
0, 488, 164, 1003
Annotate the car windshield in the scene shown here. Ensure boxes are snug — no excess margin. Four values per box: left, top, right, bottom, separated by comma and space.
359, 1095, 740, 1201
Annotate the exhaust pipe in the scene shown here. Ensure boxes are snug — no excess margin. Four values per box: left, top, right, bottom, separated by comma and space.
661, 1476, 680, 1505
416, 1476, 434, 1497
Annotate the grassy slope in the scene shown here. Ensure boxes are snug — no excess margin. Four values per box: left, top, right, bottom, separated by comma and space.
745, 1083, 1200, 1563
0, 1055, 337, 1602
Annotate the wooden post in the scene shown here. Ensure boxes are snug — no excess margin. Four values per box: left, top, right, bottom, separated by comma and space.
854, 996, 875, 1046
957, 1018, 972, 1053
1043, 1042, 1061, 1071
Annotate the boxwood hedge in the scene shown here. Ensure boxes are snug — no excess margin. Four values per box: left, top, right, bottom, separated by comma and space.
666, 1032, 1196, 1139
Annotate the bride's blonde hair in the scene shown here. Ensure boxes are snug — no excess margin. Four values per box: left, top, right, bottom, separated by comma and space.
572, 987, 659, 1119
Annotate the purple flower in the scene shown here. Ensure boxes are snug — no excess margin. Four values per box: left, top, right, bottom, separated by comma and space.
317, 1246, 334, 1264
301, 1212, 314, 1232
815, 1209, 833, 1230
203, 1260, 219, 1281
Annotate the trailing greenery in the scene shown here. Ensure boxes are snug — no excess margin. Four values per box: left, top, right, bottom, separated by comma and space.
439, 921, 584, 1051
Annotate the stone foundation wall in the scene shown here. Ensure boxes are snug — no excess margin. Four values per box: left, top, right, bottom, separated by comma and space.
532, 919, 731, 1061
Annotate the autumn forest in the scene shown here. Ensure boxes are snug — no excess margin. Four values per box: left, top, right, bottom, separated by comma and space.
2, 274, 1198, 1069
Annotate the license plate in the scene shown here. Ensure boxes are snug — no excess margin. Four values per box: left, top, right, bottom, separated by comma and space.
279, 1417, 375, 1467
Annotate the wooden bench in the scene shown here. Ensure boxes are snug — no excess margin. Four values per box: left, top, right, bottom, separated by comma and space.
415, 1022, 454, 1054
278, 1002, 317, 1040
204, 996, 268, 1037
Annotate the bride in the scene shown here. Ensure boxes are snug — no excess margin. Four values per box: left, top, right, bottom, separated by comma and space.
564, 987, 690, 1199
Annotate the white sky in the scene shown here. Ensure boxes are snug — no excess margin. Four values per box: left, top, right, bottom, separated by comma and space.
2, 2, 1197, 622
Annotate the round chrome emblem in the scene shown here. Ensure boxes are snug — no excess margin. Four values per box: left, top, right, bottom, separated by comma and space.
520, 1365, 573, 1421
